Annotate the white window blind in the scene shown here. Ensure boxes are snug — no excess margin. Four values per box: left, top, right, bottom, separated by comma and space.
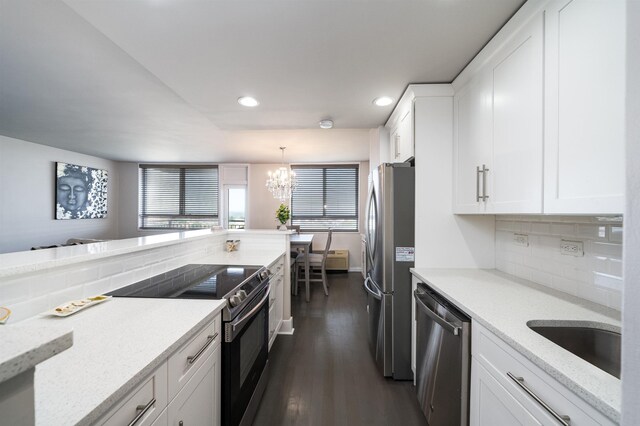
291, 165, 359, 231
139, 165, 219, 229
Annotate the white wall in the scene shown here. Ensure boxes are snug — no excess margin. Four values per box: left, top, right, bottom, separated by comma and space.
247, 163, 286, 230
622, 0, 639, 423
248, 161, 369, 271
118, 161, 369, 271
0, 135, 119, 253
495, 216, 623, 311
117, 162, 143, 238
414, 95, 495, 268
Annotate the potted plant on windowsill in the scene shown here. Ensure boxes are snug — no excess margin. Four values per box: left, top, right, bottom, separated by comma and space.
276, 204, 290, 231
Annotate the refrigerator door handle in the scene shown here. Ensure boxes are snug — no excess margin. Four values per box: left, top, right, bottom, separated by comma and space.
364, 277, 382, 300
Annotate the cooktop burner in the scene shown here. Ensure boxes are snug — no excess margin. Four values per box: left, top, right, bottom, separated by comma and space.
107, 264, 264, 300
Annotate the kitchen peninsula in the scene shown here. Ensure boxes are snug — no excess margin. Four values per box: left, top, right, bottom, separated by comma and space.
0, 229, 292, 425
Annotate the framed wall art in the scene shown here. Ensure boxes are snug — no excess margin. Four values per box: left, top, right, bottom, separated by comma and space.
55, 162, 108, 219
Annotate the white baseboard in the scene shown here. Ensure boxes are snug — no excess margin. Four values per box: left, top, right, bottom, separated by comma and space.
279, 317, 295, 335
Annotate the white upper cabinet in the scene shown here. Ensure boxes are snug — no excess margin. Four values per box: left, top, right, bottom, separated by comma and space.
453, 0, 625, 215
389, 104, 414, 163
489, 13, 543, 213
543, 0, 625, 214
453, 71, 493, 213
454, 13, 544, 214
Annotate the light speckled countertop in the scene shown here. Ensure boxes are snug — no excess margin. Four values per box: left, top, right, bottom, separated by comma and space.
0, 237, 286, 425
0, 323, 72, 383
30, 297, 226, 426
410, 268, 621, 423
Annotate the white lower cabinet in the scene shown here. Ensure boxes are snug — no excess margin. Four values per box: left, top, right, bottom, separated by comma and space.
471, 321, 615, 426
100, 363, 168, 426
472, 359, 541, 426
99, 316, 221, 426
150, 408, 168, 426
268, 255, 285, 350
167, 346, 221, 426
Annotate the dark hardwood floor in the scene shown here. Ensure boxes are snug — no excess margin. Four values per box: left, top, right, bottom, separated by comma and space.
252, 272, 427, 425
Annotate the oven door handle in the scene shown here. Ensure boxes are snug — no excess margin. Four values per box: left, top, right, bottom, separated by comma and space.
227, 284, 271, 341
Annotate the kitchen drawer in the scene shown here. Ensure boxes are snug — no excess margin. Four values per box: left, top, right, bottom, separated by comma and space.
269, 271, 283, 307
167, 316, 220, 401
100, 362, 168, 426
473, 322, 614, 425
269, 257, 285, 277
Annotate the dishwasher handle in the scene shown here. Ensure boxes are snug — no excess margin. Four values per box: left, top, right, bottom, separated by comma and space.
414, 289, 461, 336
364, 277, 382, 300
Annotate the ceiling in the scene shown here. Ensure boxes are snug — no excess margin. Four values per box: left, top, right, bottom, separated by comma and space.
0, 0, 524, 162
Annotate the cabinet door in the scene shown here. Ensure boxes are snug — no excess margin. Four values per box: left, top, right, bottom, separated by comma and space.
488, 14, 544, 213
471, 359, 542, 426
167, 345, 220, 426
544, 0, 625, 214
398, 108, 414, 162
453, 71, 493, 213
390, 126, 401, 162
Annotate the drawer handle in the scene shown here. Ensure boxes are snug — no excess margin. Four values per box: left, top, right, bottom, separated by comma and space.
187, 333, 218, 365
507, 372, 570, 425
128, 398, 156, 426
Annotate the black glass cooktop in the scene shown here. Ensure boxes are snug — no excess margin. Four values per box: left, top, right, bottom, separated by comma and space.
108, 264, 263, 300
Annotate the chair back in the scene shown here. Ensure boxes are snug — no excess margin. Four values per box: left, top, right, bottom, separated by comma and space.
320, 229, 333, 269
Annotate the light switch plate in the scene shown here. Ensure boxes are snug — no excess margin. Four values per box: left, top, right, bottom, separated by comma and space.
560, 240, 584, 257
513, 233, 529, 247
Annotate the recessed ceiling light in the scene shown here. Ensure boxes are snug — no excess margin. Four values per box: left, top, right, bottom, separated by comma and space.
319, 119, 334, 129
373, 96, 394, 107
238, 96, 259, 107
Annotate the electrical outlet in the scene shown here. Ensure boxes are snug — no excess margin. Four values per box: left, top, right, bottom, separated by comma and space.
513, 233, 529, 247
560, 240, 584, 257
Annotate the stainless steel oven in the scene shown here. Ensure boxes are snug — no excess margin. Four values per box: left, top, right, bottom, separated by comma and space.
108, 263, 271, 426
222, 283, 270, 426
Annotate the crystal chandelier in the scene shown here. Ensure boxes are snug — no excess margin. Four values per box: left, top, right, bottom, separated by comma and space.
266, 147, 298, 202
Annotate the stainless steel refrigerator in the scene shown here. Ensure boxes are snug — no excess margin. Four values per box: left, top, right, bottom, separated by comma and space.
364, 163, 414, 380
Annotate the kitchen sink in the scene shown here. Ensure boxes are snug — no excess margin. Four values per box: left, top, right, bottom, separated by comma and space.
527, 321, 621, 379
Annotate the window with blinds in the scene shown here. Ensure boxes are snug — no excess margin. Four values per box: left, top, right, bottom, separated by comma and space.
139, 165, 219, 229
291, 165, 359, 231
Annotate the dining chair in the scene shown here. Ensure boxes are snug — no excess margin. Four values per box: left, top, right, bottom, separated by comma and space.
294, 229, 332, 299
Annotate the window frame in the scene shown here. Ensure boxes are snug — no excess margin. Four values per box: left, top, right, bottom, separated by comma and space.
290, 164, 359, 232
138, 164, 220, 230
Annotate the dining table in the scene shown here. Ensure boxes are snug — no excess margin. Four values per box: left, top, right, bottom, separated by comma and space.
289, 233, 314, 302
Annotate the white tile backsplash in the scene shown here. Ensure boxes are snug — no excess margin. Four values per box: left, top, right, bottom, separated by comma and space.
495, 217, 623, 310
0, 230, 288, 322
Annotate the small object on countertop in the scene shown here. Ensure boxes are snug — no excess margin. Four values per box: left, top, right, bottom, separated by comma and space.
226, 240, 240, 252
0, 307, 11, 324
45, 295, 112, 317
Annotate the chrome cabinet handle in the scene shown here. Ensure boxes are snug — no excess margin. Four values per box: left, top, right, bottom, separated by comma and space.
481, 164, 489, 200
127, 398, 156, 426
187, 333, 218, 364
476, 166, 482, 202
395, 134, 400, 158
507, 372, 570, 425
414, 290, 460, 335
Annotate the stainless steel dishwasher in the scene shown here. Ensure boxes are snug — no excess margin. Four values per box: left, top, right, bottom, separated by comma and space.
414, 282, 471, 426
